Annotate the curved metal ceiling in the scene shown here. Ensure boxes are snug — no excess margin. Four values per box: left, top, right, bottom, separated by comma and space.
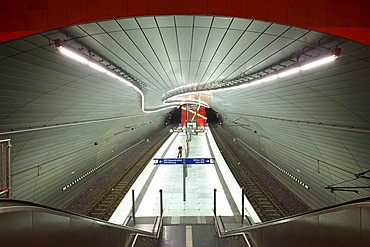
45, 16, 334, 107
0, 15, 369, 208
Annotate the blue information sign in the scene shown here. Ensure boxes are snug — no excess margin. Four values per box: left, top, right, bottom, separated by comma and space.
154, 158, 214, 165
154, 158, 183, 165
186, 158, 214, 164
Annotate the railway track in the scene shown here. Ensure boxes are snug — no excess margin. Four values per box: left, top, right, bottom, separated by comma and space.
210, 124, 286, 222
86, 132, 170, 221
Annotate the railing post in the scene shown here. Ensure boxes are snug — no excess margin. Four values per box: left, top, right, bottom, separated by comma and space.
159, 189, 163, 217
241, 187, 245, 225
132, 189, 136, 225
214, 188, 217, 216
183, 158, 186, 201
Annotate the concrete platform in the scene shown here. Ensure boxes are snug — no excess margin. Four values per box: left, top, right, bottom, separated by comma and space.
109, 127, 260, 227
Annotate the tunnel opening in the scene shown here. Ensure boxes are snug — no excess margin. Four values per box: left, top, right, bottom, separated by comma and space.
206, 108, 223, 125
165, 108, 181, 125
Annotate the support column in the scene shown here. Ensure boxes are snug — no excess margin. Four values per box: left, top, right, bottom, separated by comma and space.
159, 189, 163, 216
214, 188, 217, 216
241, 188, 245, 225
183, 158, 186, 202
132, 189, 136, 225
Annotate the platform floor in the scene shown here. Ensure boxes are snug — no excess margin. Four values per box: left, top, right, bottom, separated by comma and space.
136, 131, 232, 217
109, 127, 260, 226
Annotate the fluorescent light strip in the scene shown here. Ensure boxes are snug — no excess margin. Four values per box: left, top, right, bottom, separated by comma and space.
56, 42, 203, 113
164, 48, 340, 101
57, 40, 339, 112
88, 62, 107, 73
166, 83, 199, 95
59, 47, 88, 64
301, 56, 336, 70
261, 74, 277, 82
164, 98, 210, 108
278, 67, 300, 77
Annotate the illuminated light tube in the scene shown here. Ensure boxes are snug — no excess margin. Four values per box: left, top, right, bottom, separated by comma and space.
248, 79, 263, 87
88, 62, 107, 73
57, 38, 341, 113
300, 56, 336, 70
261, 74, 278, 82
118, 77, 134, 88
106, 71, 119, 79
163, 47, 341, 101
163, 94, 210, 108
278, 67, 300, 77
167, 83, 199, 95
168, 90, 213, 98
300, 47, 340, 70
55, 39, 184, 113
59, 47, 89, 64
164, 98, 210, 108
165, 94, 211, 109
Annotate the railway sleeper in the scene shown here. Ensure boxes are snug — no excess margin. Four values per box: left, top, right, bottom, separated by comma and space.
250, 190, 263, 195
257, 199, 271, 203
265, 212, 282, 216
264, 210, 281, 215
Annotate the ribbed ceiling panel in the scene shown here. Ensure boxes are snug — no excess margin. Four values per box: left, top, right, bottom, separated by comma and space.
1, 15, 369, 208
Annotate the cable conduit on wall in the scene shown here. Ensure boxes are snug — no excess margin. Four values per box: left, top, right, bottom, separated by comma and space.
233, 129, 359, 178
12, 134, 146, 177
228, 112, 370, 134
0, 114, 146, 136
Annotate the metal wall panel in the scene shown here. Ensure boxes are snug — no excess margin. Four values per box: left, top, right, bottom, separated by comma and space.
0, 211, 33, 247
70, 218, 94, 246
1, 15, 370, 210
0, 201, 156, 247
318, 208, 362, 247
33, 211, 71, 247
246, 202, 370, 247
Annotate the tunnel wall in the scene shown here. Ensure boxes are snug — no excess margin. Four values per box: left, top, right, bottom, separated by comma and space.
9, 115, 164, 207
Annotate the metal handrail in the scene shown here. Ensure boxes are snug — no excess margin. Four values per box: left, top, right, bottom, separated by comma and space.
218, 215, 226, 233
0, 200, 159, 238
130, 213, 164, 247
151, 216, 159, 233
213, 210, 253, 246
213, 197, 370, 247
213, 211, 222, 238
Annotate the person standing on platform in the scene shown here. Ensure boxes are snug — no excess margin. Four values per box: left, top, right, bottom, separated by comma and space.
185, 139, 190, 158
177, 145, 183, 158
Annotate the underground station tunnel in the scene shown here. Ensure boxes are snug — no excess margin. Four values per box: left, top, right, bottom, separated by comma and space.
0, 1, 370, 246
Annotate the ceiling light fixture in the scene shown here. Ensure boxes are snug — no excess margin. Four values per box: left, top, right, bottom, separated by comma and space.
300, 56, 336, 70
88, 62, 107, 73
163, 97, 210, 108
278, 67, 300, 77
58, 46, 88, 64
55, 39, 340, 111
163, 47, 341, 101
54, 39, 193, 113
